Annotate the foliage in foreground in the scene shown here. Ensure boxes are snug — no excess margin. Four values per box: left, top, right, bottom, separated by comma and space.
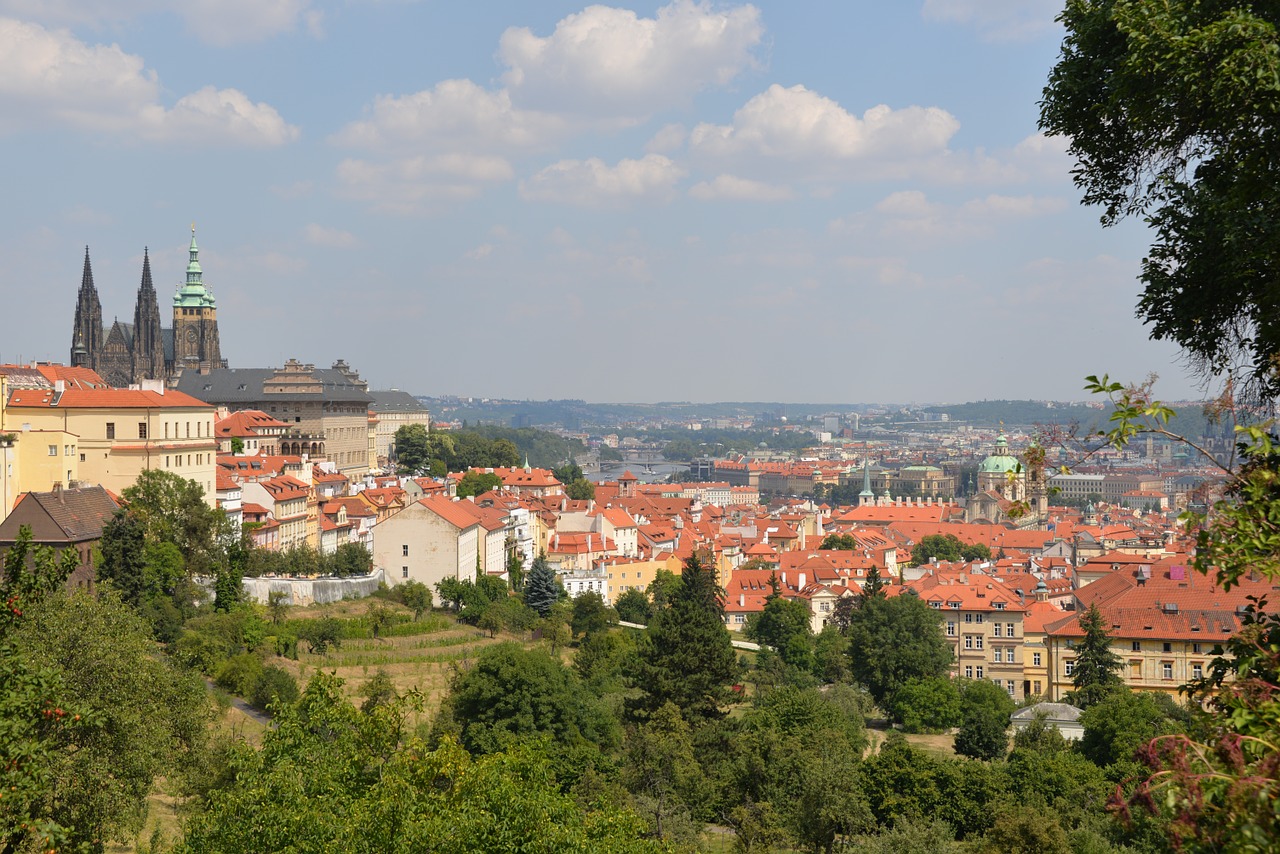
177, 672, 668, 854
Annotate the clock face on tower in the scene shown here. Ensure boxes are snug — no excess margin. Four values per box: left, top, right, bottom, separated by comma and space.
185, 327, 197, 345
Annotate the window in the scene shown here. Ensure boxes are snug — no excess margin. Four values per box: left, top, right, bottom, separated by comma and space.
975, 636, 984, 650
965, 636, 974, 650
79, 453, 85, 462
138, 422, 147, 440
165, 456, 170, 467
994, 648, 1003, 663
47, 445, 56, 456
975, 666, 984, 679
1033, 680, 1042, 694
965, 666, 973, 678
1192, 664, 1203, 680
946, 622, 956, 637
994, 602, 1006, 610
733, 614, 745, 624
975, 613, 984, 624
994, 623, 1003, 638
965, 613, 974, 623
1006, 623, 1015, 637
402, 544, 409, 557
1065, 660, 1075, 676
929, 601, 941, 609
1163, 642, 1172, 653
948, 601, 960, 609
185, 422, 190, 438
1033, 652, 1042, 667
1193, 643, 1202, 654
1132, 641, 1142, 652
402, 566, 409, 579
1162, 662, 1174, 680
106, 422, 115, 439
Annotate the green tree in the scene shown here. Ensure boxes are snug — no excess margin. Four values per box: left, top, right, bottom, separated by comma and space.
1040, 0, 1280, 399
393, 423, 431, 473
615, 587, 653, 624
121, 468, 227, 572
330, 542, 372, 577
443, 642, 618, 755
12, 590, 211, 849
564, 477, 596, 500
847, 592, 953, 711
812, 624, 852, 683
890, 676, 962, 734
1069, 604, 1124, 708
818, 533, 857, 550
399, 579, 432, 620
854, 565, 887, 608
570, 591, 614, 638
628, 552, 738, 724
953, 679, 1015, 761
178, 671, 663, 853
456, 470, 502, 498
746, 577, 814, 671
621, 702, 710, 844
523, 553, 560, 618
1078, 689, 1179, 770
96, 509, 149, 605
911, 534, 990, 566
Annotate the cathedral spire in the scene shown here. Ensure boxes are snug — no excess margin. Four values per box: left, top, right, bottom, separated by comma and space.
71, 246, 103, 369
132, 247, 165, 381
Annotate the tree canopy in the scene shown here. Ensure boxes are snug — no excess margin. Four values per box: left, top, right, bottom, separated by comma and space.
1040, 0, 1280, 399
847, 592, 953, 713
628, 552, 738, 724
910, 534, 991, 566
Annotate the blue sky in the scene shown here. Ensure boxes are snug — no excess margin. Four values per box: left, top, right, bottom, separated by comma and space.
0, 0, 1201, 403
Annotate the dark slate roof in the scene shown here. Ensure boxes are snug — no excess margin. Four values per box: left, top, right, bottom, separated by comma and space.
174, 367, 373, 404
1, 485, 119, 541
163, 327, 174, 363
368, 390, 429, 413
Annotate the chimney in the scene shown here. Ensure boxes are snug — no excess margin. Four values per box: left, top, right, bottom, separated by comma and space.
739, 593, 745, 607
798, 572, 806, 589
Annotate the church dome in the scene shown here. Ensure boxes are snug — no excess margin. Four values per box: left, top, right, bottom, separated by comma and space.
978, 434, 1020, 474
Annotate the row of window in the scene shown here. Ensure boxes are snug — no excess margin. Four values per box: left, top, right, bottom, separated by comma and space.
105, 420, 210, 441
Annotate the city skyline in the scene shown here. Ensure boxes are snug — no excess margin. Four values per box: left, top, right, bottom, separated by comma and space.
0, 1, 1200, 403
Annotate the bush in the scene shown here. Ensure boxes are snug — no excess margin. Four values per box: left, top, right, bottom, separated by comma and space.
215, 652, 265, 697
252, 665, 299, 711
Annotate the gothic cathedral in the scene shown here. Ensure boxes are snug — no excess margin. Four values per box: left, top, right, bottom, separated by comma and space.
70, 228, 224, 387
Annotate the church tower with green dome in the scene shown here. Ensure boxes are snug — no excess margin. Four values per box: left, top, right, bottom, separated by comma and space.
977, 433, 1024, 500
171, 226, 222, 372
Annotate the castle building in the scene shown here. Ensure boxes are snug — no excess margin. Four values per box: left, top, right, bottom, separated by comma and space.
70, 228, 224, 387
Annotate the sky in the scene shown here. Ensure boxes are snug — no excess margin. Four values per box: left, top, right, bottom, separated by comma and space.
0, 0, 1203, 404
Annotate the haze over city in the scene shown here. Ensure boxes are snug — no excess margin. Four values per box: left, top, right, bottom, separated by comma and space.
0, 0, 1198, 402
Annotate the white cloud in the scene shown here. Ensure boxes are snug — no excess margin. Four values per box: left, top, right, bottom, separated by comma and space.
0, 18, 297, 144
304, 223, 360, 248
333, 79, 565, 153
0, 0, 318, 45
689, 173, 792, 201
646, 123, 687, 153
465, 243, 495, 260
921, 0, 1061, 42
181, 0, 315, 46
141, 85, 298, 146
690, 84, 960, 179
842, 190, 1067, 241
335, 153, 513, 214
499, 0, 763, 117
520, 154, 685, 206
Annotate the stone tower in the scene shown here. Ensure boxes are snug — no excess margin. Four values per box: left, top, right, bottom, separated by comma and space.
70, 247, 103, 370
171, 226, 221, 372
130, 249, 166, 381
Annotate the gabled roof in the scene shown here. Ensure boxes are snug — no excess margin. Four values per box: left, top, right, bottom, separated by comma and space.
7, 387, 212, 409
416, 495, 483, 530
0, 486, 118, 542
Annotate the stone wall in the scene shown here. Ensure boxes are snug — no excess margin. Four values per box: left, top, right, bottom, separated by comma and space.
236, 569, 386, 606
